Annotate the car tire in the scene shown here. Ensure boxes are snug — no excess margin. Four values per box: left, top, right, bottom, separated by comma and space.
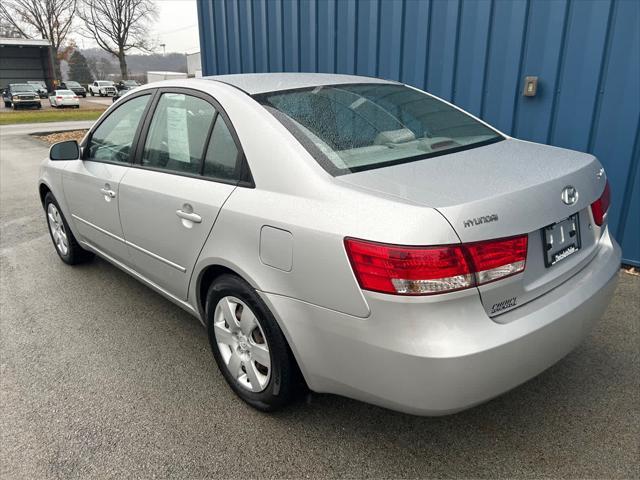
3, 102, 9, 108
75, 105, 80, 109
37, 104, 42, 109
205, 274, 300, 412
90, 90, 94, 96
12, 103, 17, 110
44, 192, 94, 265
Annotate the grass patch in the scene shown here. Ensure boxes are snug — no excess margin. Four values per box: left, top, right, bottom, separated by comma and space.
0, 109, 104, 125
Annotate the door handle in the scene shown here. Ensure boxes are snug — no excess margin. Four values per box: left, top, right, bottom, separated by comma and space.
100, 188, 116, 198
176, 209, 202, 224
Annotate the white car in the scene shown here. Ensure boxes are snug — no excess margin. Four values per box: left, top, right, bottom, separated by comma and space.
89, 81, 117, 97
49, 90, 80, 108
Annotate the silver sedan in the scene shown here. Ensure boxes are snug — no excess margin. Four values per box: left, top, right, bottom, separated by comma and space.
38, 73, 621, 415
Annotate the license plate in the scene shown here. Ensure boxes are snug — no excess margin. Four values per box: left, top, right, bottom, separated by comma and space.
542, 213, 581, 267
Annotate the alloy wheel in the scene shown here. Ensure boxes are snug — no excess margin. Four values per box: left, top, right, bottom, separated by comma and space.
47, 203, 69, 256
213, 296, 271, 392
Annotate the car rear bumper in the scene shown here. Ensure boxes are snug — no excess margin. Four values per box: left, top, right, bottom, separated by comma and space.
260, 229, 621, 415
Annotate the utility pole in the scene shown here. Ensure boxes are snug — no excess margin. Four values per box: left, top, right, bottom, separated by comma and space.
160, 43, 166, 56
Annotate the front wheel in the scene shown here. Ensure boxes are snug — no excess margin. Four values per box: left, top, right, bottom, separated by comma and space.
44, 193, 94, 265
205, 274, 300, 411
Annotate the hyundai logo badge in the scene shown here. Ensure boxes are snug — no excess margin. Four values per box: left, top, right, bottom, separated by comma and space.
561, 186, 579, 206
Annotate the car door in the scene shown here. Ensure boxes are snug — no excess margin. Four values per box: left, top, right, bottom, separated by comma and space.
63, 92, 154, 262
118, 89, 248, 300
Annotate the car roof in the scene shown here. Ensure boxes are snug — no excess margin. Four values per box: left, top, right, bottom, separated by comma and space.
205, 72, 399, 95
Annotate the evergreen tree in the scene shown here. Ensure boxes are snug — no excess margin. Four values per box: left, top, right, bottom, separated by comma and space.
68, 50, 93, 85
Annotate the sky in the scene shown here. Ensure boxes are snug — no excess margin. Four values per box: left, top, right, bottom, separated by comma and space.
76, 0, 200, 54
150, 0, 200, 54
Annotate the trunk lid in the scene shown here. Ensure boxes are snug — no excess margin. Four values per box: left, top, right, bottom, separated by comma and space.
338, 138, 608, 319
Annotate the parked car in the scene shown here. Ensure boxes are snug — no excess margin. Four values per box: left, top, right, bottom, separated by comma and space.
112, 81, 139, 103
27, 80, 48, 98
37, 73, 621, 416
2, 83, 42, 109
88, 80, 117, 97
60, 81, 87, 98
116, 79, 140, 91
49, 89, 80, 108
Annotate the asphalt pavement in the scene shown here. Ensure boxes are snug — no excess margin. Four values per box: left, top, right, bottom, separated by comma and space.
1, 122, 639, 479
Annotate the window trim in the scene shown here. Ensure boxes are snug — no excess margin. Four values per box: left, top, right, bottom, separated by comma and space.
133, 86, 254, 188
81, 89, 157, 166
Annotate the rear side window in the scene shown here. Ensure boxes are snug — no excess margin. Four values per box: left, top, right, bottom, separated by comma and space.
141, 93, 216, 174
203, 117, 241, 182
88, 94, 151, 164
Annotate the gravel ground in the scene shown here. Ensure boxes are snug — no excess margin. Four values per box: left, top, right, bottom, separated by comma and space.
1, 123, 639, 479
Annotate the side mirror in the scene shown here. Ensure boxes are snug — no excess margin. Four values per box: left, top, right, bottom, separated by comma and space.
50, 140, 80, 161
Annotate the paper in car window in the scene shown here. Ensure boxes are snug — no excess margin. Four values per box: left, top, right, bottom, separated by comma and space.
166, 104, 190, 164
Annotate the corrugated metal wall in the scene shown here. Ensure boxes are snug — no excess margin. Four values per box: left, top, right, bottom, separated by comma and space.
197, 0, 640, 265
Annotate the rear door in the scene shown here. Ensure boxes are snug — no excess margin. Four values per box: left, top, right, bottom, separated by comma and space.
118, 88, 248, 300
63, 92, 153, 262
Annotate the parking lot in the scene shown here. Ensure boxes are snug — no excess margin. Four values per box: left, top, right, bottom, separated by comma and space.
1, 96, 111, 112
1, 122, 638, 479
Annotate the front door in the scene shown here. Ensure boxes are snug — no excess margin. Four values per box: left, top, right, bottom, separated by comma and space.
118, 91, 244, 299
63, 93, 153, 262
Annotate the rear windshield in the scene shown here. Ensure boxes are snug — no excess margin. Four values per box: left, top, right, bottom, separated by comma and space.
255, 83, 502, 175
98, 81, 113, 86
55, 90, 74, 96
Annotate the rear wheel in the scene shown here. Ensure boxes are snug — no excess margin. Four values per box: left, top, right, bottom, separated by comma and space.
44, 192, 94, 265
90, 90, 94, 96
205, 274, 300, 411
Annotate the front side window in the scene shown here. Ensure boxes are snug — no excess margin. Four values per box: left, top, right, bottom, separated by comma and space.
255, 83, 502, 175
87, 94, 150, 163
141, 93, 216, 175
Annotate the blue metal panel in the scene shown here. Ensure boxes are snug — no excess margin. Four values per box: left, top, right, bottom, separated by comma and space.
482, 0, 528, 131
196, 0, 640, 265
335, 0, 357, 74
453, 0, 492, 115
377, 0, 403, 81
299, 0, 317, 72
400, 0, 430, 87
513, 0, 569, 142
282, 0, 299, 71
252, 0, 269, 72
426, 0, 460, 100
267, 0, 284, 71
317, 0, 336, 73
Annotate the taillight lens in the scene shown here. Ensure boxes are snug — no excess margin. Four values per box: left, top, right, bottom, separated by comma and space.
345, 235, 528, 296
590, 180, 611, 226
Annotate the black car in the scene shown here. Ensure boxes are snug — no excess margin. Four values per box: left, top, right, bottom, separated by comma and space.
60, 81, 87, 98
116, 79, 140, 91
27, 80, 48, 98
2, 84, 42, 109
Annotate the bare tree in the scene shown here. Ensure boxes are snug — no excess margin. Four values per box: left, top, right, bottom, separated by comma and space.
0, 0, 76, 77
78, 0, 157, 80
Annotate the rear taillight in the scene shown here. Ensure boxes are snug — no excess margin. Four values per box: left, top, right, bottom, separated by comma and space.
590, 180, 611, 226
56, 96, 62, 99
344, 235, 528, 296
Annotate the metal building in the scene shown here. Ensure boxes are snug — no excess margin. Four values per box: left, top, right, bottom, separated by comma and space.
0, 38, 55, 90
196, 0, 640, 265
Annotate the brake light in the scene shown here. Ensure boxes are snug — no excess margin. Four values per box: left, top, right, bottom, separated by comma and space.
590, 180, 611, 226
344, 235, 528, 296
56, 96, 62, 99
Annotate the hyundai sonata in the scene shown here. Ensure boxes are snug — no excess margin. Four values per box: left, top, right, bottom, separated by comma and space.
38, 73, 620, 415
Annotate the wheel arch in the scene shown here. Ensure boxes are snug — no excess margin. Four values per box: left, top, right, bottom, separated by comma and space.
193, 262, 309, 388
38, 182, 52, 207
